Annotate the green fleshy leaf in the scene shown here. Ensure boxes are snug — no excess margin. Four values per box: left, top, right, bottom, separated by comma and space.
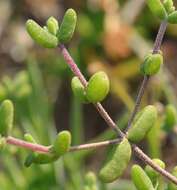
26, 19, 58, 48
57, 8, 77, 43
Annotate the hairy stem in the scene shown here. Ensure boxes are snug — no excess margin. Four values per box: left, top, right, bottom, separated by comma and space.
125, 20, 168, 132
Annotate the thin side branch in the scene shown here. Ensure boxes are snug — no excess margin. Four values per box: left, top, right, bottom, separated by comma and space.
125, 20, 168, 132
6, 136, 121, 153
70, 138, 121, 151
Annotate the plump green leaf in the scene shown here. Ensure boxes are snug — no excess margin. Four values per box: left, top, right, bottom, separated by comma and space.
163, 104, 177, 132
86, 71, 110, 103
131, 165, 155, 190
57, 8, 77, 43
147, 0, 167, 19
163, 0, 175, 13
46, 16, 59, 35
26, 19, 58, 48
24, 133, 36, 143
145, 158, 165, 184
99, 138, 132, 183
52, 130, 71, 156
0, 100, 14, 136
71, 76, 88, 103
128, 105, 157, 143
140, 53, 163, 76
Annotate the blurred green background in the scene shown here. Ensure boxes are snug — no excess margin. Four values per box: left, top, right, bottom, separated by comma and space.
0, 0, 177, 189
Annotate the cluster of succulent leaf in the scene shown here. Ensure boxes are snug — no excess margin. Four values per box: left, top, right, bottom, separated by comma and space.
72, 71, 110, 103
131, 161, 177, 190
147, 0, 177, 22
85, 161, 177, 190
26, 8, 77, 48
0, 3, 176, 189
140, 51, 163, 76
0, 98, 72, 166
98, 105, 157, 183
140, 0, 177, 76
24, 130, 71, 166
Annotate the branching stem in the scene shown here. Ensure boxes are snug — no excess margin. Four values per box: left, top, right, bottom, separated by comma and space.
57, 20, 177, 185
5, 20, 177, 185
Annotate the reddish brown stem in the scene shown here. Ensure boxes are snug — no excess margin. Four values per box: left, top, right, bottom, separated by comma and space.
6, 136, 49, 153
57, 30, 177, 184
6, 136, 120, 153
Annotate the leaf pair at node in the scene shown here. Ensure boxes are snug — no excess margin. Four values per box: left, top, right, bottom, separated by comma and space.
131, 159, 165, 190
26, 8, 77, 48
132, 160, 177, 190
99, 105, 157, 183
24, 130, 71, 167
147, 0, 177, 24
140, 52, 163, 76
71, 71, 110, 104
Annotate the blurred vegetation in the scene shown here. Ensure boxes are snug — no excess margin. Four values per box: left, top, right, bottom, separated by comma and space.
0, 0, 177, 189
